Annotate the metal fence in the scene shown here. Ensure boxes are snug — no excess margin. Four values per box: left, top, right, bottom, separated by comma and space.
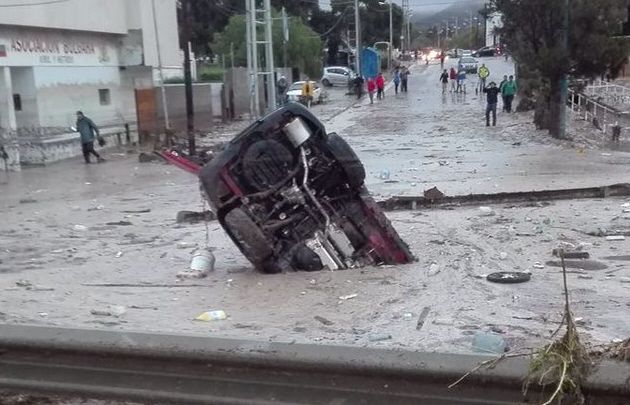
586, 79, 630, 110
568, 89, 626, 139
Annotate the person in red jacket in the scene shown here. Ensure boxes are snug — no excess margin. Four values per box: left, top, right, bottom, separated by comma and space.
449, 67, 458, 92
376, 72, 385, 100
367, 77, 376, 104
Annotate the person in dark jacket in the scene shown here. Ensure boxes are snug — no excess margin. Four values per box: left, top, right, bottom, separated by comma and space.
483, 82, 501, 126
439, 69, 449, 94
75, 111, 104, 164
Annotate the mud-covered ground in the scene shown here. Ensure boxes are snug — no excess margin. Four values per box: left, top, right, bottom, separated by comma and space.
1, 58, 629, 356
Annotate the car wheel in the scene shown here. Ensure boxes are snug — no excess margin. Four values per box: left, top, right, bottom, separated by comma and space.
322, 78, 332, 87
326, 132, 366, 188
224, 208, 273, 268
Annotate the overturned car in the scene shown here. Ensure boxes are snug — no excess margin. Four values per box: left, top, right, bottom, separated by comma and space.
163, 103, 414, 273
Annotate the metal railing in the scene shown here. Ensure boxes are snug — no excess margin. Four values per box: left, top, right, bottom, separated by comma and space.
568, 89, 626, 137
585, 79, 630, 112
1, 325, 629, 404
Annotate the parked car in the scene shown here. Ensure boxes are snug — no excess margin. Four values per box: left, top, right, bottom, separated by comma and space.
461, 49, 473, 57
191, 103, 414, 273
321, 66, 356, 87
458, 57, 479, 73
286, 81, 322, 104
472, 45, 500, 57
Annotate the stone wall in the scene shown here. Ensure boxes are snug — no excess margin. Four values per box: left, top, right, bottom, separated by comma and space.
0, 130, 20, 172
17, 124, 138, 166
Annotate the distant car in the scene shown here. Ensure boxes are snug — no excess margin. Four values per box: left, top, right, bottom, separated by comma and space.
286, 81, 322, 104
461, 49, 473, 57
472, 45, 500, 57
458, 57, 478, 73
321, 66, 356, 87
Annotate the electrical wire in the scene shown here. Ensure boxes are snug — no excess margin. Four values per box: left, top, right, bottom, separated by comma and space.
0, 0, 71, 7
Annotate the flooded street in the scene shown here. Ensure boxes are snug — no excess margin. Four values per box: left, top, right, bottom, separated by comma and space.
1, 58, 629, 355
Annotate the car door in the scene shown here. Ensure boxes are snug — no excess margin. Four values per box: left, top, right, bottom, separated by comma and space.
332, 68, 348, 85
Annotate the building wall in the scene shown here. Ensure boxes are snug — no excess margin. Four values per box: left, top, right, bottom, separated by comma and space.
0, 0, 128, 34
10, 67, 39, 128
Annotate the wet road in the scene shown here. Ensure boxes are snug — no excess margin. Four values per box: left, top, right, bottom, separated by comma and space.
327, 58, 630, 198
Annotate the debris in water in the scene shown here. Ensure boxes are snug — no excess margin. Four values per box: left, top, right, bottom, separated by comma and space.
195, 310, 227, 321
478, 206, 495, 216
339, 293, 358, 301
416, 306, 431, 330
368, 333, 392, 342
90, 305, 126, 317
606, 235, 625, 241
314, 315, 334, 326
472, 332, 507, 354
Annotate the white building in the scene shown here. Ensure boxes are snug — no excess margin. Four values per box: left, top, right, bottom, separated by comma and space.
485, 12, 502, 47
0, 0, 183, 169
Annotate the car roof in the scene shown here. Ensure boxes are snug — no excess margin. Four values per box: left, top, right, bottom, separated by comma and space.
325, 66, 350, 70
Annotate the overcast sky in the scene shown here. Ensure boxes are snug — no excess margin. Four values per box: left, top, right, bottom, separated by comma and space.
319, 0, 461, 15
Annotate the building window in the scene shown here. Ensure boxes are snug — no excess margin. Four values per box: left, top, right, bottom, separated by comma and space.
99, 89, 111, 106
13, 94, 21, 111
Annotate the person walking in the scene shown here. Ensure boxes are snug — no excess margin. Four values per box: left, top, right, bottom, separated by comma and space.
449, 67, 457, 92
393, 67, 401, 94
277, 75, 288, 106
439, 51, 446, 69
75, 111, 104, 164
439, 69, 449, 94
354, 75, 364, 99
501, 75, 517, 113
483, 82, 501, 127
301, 79, 314, 108
400, 66, 410, 93
367, 77, 376, 104
376, 72, 385, 100
499, 75, 508, 111
457, 69, 467, 94
477, 64, 490, 95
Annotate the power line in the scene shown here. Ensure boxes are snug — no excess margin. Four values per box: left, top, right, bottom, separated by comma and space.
0, 0, 71, 7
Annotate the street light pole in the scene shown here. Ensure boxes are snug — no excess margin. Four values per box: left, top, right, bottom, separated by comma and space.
354, 0, 361, 76
379, 1, 393, 71
389, 1, 393, 70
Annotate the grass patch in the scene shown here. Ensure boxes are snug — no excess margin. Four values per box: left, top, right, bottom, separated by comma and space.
199, 64, 224, 82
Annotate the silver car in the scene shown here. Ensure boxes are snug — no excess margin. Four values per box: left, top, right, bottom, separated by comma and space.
321, 66, 356, 87
458, 57, 478, 74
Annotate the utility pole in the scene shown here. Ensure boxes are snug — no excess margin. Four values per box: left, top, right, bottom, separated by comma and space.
263, 0, 276, 111
558, 0, 570, 138
182, 0, 195, 155
282, 7, 288, 68
245, 0, 255, 119
401, 0, 407, 53
388, 1, 392, 70
151, 0, 169, 131
248, 0, 260, 117
354, 0, 361, 76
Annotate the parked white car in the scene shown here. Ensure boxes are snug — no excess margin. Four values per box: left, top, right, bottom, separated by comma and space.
286, 81, 322, 104
321, 66, 356, 87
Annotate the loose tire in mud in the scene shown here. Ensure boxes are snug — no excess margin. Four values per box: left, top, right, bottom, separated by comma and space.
486, 272, 531, 284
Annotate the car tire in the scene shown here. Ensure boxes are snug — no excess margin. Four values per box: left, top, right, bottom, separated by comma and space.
322, 78, 332, 87
326, 132, 366, 188
486, 272, 531, 284
224, 208, 273, 269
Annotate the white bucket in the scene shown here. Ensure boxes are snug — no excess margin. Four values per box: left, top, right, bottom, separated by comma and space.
190, 249, 215, 273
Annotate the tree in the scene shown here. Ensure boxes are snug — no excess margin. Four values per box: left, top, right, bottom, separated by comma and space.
212, 10, 324, 77
491, 0, 628, 138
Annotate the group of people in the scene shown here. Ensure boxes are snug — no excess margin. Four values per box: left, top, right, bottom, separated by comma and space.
365, 65, 410, 104
439, 63, 491, 95
483, 75, 518, 126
